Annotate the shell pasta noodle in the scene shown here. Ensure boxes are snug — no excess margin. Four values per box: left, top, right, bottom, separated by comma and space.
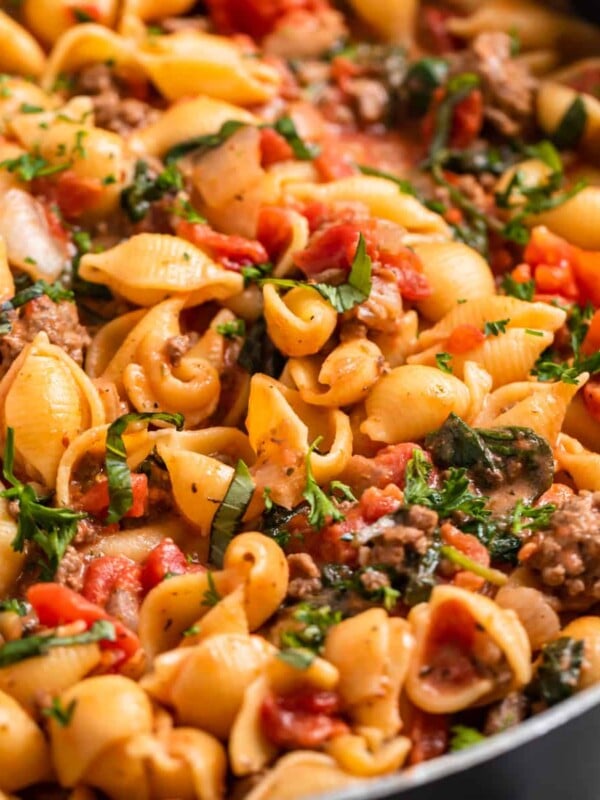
0, 1, 600, 799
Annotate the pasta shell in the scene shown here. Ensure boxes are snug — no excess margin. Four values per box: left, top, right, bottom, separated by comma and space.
136, 31, 280, 104
413, 242, 495, 322
78, 233, 243, 306
325, 734, 412, 778
346, 0, 417, 43
229, 677, 277, 777
49, 675, 153, 787
22, 0, 118, 48
406, 585, 531, 713
0, 332, 105, 487
263, 284, 338, 357
244, 752, 362, 800
555, 434, 600, 492
0, 495, 25, 598
362, 365, 471, 443
0, 690, 52, 792
415, 295, 566, 350
0, 644, 101, 715
0, 10, 46, 77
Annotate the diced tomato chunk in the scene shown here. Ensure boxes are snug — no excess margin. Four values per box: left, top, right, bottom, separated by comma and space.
259, 127, 294, 167
205, 0, 330, 38
536, 482, 574, 507
372, 442, 423, 489
257, 205, 293, 261
82, 556, 142, 607
34, 171, 104, 220
27, 583, 140, 664
78, 473, 148, 520
359, 485, 403, 523
441, 522, 490, 591
176, 219, 268, 269
141, 538, 201, 592
260, 688, 348, 749
314, 142, 357, 182
581, 310, 600, 356
294, 222, 363, 275
446, 324, 485, 354
422, 88, 483, 151
384, 249, 432, 301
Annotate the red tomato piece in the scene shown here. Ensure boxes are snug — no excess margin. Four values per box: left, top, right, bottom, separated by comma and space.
27, 583, 140, 663
176, 219, 268, 269
446, 324, 486, 354
257, 206, 294, 261
581, 310, 600, 356
450, 89, 483, 149
293, 223, 366, 275
359, 486, 403, 523
82, 556, 142, 607
205, 0, 330, 38
572, 249, 600, 307
534, 264, 579, 301
259, 127, 294, 167
141, 538, 201, 592
371, 442, 424, 489
77, 473, 148, 520
421, 5, 459, 54
34, 171, 103, 220
260, 688, 348, 749
313, 142, 357, 182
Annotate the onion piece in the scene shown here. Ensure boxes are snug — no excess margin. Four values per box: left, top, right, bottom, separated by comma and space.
0, 188, 67, 282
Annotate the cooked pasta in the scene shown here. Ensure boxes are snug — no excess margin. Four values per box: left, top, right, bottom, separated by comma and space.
0, 2, 598, 798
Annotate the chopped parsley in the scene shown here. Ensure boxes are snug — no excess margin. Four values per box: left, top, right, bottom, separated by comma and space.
0, 152, 70, 182
277, 647, 315, 670
484, 318, 510, 336
501, 274, 535, 301
450, 725, 486, 752
216, 319, 246, 339
42, 697, 77, 727
202, 572, 222, 607
528, 637, 584, 706
0, 598, 29, 616
302, 438, 347, 530
120, 160, 183, 222
280, 603, 342, 653
0, 619, 116, 667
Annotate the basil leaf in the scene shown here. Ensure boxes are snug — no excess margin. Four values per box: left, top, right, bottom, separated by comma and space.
105, 412, 184, 524
0, 619, 116, 667
552, 96, 588, 150
357, 164, 417, 195
405, 57, 449, 116
428, 73, 480, 160
277, 647, 315, 670
0, 280, 74, 337
272, 117, 320, 160
120, 160, 183, 222
164, 120, 247, 164
209, 460, 254, 567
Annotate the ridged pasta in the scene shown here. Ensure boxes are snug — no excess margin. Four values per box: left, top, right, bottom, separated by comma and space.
0, 690, 52, 792
0, 11, 46, 77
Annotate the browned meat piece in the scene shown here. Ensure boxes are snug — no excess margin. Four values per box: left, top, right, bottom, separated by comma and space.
165, 334, 192, 366
360, 505, 437, 571
54, 546, 88, 593
359, 568, 390, 593
286, 553, 323, 600
0, 296, 91, 377
484, 692, 528, 736
458, 32, 537, 137
76, 64, 159, 136
521, 492, 600, 610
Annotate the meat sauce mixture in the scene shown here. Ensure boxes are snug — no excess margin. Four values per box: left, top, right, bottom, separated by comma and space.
0, 0, 599, 797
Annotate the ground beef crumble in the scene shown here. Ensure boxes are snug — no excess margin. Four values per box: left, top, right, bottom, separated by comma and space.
0, 296, 91, 378
286, 553, 323, 600
522, 492, 600, 610
359, 505, 438, 572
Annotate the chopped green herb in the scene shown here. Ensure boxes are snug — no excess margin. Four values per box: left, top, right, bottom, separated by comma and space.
303, 438, 345, 530
508, 499, 555, 534
0, 598, 28, 616
450, 725, 486, 752
440, 544, 508, 585
428, 73, 481, 160
72, 7, 94, 22
42, 697, 77, 727
280, 603, 342, 653
484, 318, 510, 336
404, 57, 449, 116
172, 198, 206, 223
19, 103, 44, 114
0, 619, 116, 667
105, 412, 184, 524
101, 173, 117, 185
1, 428, 85, 580
0, 151, 71, 182
329, 480, 356, 503
209, 460, 254, 568
164, 120, 247, 164
241, 262, 274, 286
202, 572, 222, 607
525, 329, 544, 336
73, 130, 88, 159
182, 624, 200, 637
263, 487, 273, 511
501, 274, 535, 301
277, 647, 315, 670
435, 352, 453, 373
216, 319, 246, 339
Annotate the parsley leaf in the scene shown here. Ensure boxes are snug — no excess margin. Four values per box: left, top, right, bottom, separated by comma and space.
1, 428, 85, 580
280, 603, 342, 653
0, 151, 70, 181
277, 647, 315, 670
202, 571, 222, 607
0, 598, 28, 616
105, 412, 184, 524
484, 318, 510, 336
216, 319, 245, 339
450, 725, 486, 752
42, 697, 77, 727
209, 460, 254, 567
435, 352, 453, 373
0, 619, 116, 667
0, 280, 74, 337
508, 499, 555, 534
262, 233, 372, 313
501, 274, 535, 301
303, 438, 345, 530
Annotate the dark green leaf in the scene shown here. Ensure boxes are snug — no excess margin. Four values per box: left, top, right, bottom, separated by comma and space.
216, 319, 245, 339
0, 619, 116, 667
202, 571, 222, 607
42, 697, 77, 727
164, 120, 247, 164
120, 160, 183, 222
237, 317, 285, 377
0, 151, 71, 181
484, 318, 510, 336
357, 164, 417, 195
280, 603, 342, 653
241, 262, 273, 287
272, 116, 320, 160
303, 438, 345, 530
0, 280, 74, 337
209, 460, 254, 567
501, 275, 535, 301
435, 352, 453, 373
0, 598, 28, 616
105, 412, 184, 524
428, 73, 480, 160
552, 96, 588, 150
404, 57, 449, 116
529, 637, 584, 706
